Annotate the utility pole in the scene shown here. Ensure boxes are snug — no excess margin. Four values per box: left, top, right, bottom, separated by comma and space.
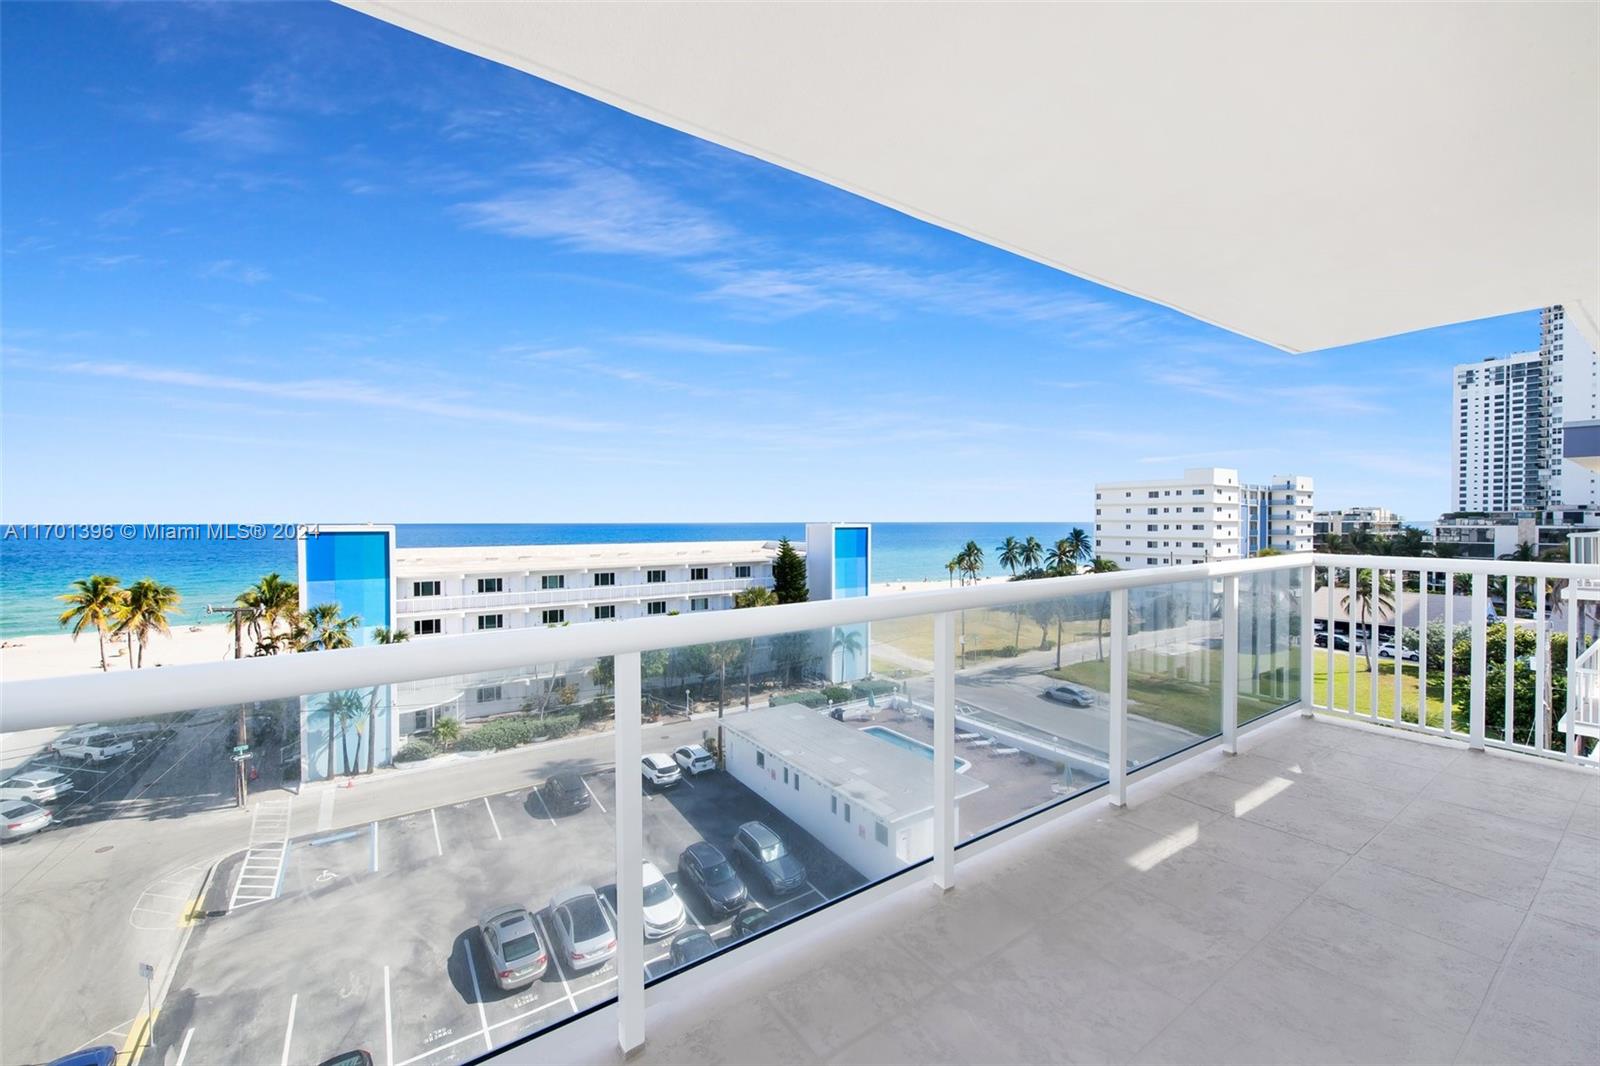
207, 604, 253, 808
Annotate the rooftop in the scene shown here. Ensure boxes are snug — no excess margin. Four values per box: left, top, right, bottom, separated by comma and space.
724, 706, 988, 824
393, 539, 787, 575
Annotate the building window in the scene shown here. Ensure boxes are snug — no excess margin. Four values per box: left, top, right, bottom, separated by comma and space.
691, 567, 709, 581
541, 609, 565, 625
756, 751, 765, 769
782, 767, 789, 784
476, 577, 503, 594
831, 795, 838, 815
477, 614, 503, 631
540, 575, 565, 590
793, 773, 800, 792
647, 601, 667, 616
594, 605, 616, 621
875, 821, 889, 846
412, 580, 440, 597
593, 572, 615, 587
476, 685, 502, 704
844, 802, 852, 823
690, 597, 709, 611
413, 618, 441, 636
646, 569, 666, 583
734, 564, 752, 579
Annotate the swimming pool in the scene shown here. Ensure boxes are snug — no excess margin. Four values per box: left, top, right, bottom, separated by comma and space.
860, 725, 972, 773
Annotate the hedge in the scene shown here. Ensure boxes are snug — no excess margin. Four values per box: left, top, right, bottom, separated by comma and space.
771, 692, 828, 708
820, 686, 852, 704
395, 739, 437, 763
456, 713, 581, 752
850, 679, 898, 698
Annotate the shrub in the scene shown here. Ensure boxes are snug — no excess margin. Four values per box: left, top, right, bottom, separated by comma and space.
458, 718, 534, 751
771, 691, 828, 709
432, 716, 461, 747
395, 739, 437, 763
850, 679, 898, 698
535, 713, 581, 740
577, 699, 613, 725
821, 686, 852, 704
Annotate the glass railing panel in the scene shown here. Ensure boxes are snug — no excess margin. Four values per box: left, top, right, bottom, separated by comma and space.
1126, 578, 1223, 767
1, 659, 614, 1066
1237, 566, 1303, 725
638, 619, 931, 985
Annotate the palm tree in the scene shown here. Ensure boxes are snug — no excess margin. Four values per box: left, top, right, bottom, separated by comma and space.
732, 586, 777, 608
115, 579, 182, 668
57, 575, 123, 671
236, 573, 299, 653
831, 628, 865, 677
297, 603, 361, 652
997, 536, 1024, 578
364, 627, 409, 773
1066, 528, 1093, 567
946, 558, 958, 587
1046, 539, 1077, 576
1020, 536, 1044, 573
1089, 557, 1119, 573
959, 541, 985, 584
1341, 568, 1396, 671
325, 689, 367, 778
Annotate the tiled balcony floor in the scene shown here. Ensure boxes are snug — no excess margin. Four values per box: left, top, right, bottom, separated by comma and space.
555, 714, 1598, 1066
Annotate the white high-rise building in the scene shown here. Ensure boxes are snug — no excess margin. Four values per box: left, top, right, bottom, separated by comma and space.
1093, 468, 1313, 569
1451, 304, 1598, 514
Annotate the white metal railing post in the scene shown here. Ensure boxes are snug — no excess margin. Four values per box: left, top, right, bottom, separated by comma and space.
932, 612, 957, 889
1469, 574, 1488, 751
1535, 578, 1547, 751
1443, 574, 1456, 736
1392, 568, 1403, 724
614, 651, 644, 1053
1221, 575, 1239, 754
1109, 588, 1129, 806
1299, 562, 1315, 717
1565, 586, 1578, 763
1367, 567, 1380, 718
1504, 575, 1516, 744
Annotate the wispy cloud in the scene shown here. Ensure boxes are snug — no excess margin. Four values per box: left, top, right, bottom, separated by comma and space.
459, 162, 727, 257
201, 259, 272, 285
1146, 363, 1389, 415
181, 111, 290, 155
614, 331, 774, 356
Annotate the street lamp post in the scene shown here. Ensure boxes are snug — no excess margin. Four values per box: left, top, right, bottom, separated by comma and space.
207, 603, 253, 808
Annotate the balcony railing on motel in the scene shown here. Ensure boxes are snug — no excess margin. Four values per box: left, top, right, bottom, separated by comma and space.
395, 575, 757, 615
0, 552, 1594, 1065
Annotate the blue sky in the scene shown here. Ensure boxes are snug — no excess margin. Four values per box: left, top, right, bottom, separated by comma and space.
1, 2, 1540, 524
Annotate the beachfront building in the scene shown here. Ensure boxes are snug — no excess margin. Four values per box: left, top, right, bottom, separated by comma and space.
1312, 506, 1401, 540
806, 522, 871, 682
721, 705, 986, 881
1093, 468, 1313, 570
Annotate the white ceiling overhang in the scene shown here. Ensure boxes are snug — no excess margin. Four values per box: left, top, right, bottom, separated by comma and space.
347, 1, 1598, 352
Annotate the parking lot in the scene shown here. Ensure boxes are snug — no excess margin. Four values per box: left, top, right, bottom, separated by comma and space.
149, 761, 865, 1066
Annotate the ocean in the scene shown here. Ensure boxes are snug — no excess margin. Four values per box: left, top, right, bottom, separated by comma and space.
0, 522, 1095, 638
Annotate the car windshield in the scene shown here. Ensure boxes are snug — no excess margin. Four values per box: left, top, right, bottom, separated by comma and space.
643, 879, 674, 906
703, 860, 737, 883
758, 844, 785, 863
501, 931, 541, 962
564, 896, 607, 939
2, 803, 35, 817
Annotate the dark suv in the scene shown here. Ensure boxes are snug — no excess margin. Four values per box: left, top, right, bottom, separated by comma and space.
678, 841, 749, 916
541, 771, 591, 815
730, 821, 806, 896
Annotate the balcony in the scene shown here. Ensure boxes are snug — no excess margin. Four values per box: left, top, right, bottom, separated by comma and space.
1, 553, 1594, 1066
396, 576, 759, 616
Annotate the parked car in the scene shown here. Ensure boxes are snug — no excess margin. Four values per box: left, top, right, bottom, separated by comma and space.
731, 904, 777, 938
46, 1047, 117, 1066
668, 929, 717, 966
314, 1053, 374, 1066
54, 733, 133, 764
1043, 684, 1094, 707
829, 704, 873, 721
641, 861, 687, 938
730, 821, 806, 896
43, 724, 101, 754
548, 886, 616, 971
0, 770, 73, 804
1376, 641, 1420, 662
1316, 633, 1352, 651
641, 753, 682, 789
1, 800, 53, 842
678, 841, 748, 916
541, 772, 591, 815
477, 905, 548, 989
672, 744, 716, 775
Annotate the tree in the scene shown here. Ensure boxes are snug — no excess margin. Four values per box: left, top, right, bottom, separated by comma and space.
733, 586, 777, 608
958, 541, 985, 585
706, 641, 744, 714
57, 574, 123, 672
236, 573, 299, 654
1090, 557, 1119, 573
325, 689, 367, 778
116, 578, 182, 668
1448, 624, 1569, 747
945, 558, 958, 586
769, 632, 812, 686
1046, 539, 1078, 577
432, 715, 461, 748
1066, 528, 1093, 567
772, 538, 808, 604
997, 536, 1024, 577
297, 603, 361, 652
1340, 568, 1395, 671
364, 627, 409, 773
832, 627, 865, 676
1021, 536, 1044, 573
1025, 599, 1059, 659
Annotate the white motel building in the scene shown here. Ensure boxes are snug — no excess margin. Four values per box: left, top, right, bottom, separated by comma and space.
1093, 467, 1314, 569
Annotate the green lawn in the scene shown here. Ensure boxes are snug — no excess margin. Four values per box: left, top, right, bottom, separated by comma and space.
872, 609, 1102, 663
1313, 655, 1449, 728
1049, 649, 1295, 736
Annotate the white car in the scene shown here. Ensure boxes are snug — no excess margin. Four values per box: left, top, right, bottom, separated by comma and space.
0, 800, 52, 843
0, 770, 73, 804
641, 861, 687, 939
641, 753, 681, 789
55, 732, 135, 764
672, 744, 716, 775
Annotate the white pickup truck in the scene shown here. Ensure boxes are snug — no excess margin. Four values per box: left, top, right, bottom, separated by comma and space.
54, 732, 135, 764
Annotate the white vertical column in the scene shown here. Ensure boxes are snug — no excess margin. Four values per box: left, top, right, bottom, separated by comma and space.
932, 612, 957, 890
1345, 567, 1357, 713
1443, 574, 1456, 735
1392, 569, 1404, 724
1367, 567, 1380, 719
614, 651, 644, 1053
1535, 578, 1547, 751
1418, 574, 1429, 729
1221, 575, 1239, 754
1504, 576, 1516, 744
1469, 574, 1488, 751
1300, 562, 1315, 716
1109, 588, 1130, 807
1565, 585, 1578, 763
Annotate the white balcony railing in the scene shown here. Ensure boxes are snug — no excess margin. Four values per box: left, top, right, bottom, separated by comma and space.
1, 551, 1594, 1064
395, 576, 757, 615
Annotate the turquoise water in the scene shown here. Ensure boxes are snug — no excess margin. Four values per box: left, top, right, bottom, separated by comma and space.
0, 521, 1092, 638
861, 725, 972, 773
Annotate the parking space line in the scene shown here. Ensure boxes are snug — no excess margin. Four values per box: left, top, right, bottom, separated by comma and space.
383, 965, 394, 1066
581, 777, 607, 814
482, 796, 503, 841
279, 994, 298, 1066
463, 940, 492, 1052
430, 808, 444, 856
174, 1027, 195, 1066
531, 788, 557, 828
535, 913, 578, 1013
371, 821, 380, 873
